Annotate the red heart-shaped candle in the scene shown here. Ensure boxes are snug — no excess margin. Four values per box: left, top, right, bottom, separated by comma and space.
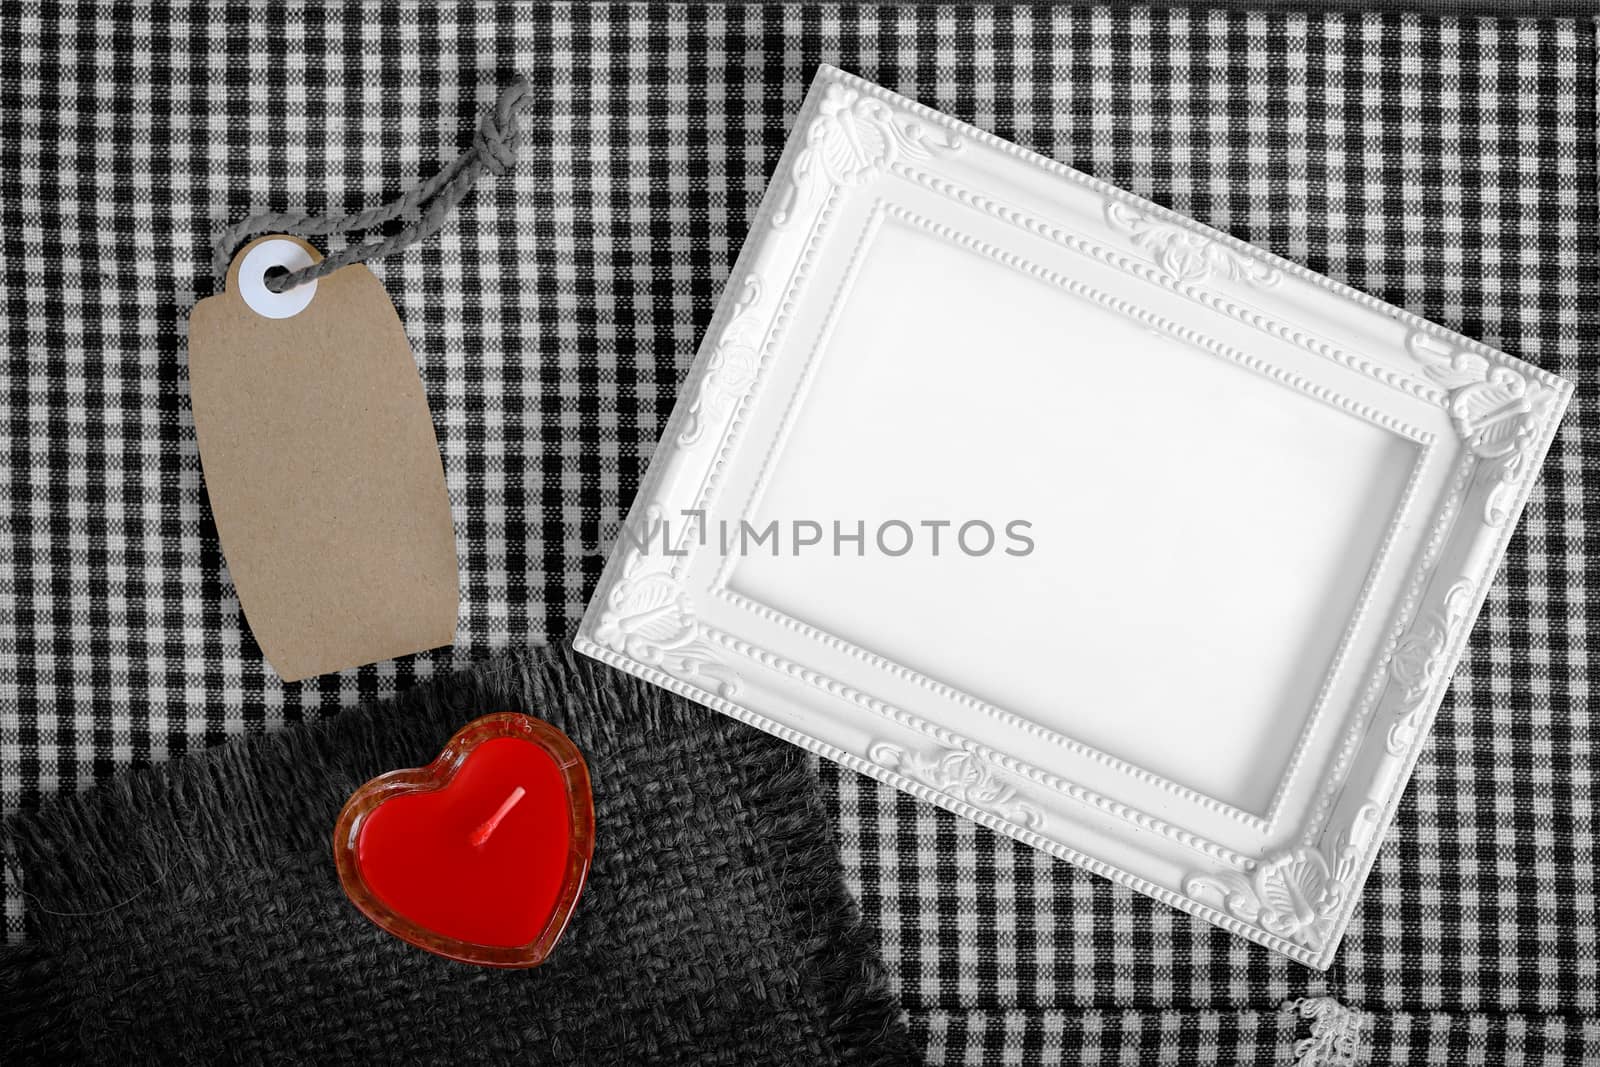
332, 712, 594, 967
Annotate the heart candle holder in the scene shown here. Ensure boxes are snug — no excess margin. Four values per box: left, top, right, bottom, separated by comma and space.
333, 712, 594, 967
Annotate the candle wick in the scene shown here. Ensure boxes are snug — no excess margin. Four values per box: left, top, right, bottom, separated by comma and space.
470, 786, 527, 847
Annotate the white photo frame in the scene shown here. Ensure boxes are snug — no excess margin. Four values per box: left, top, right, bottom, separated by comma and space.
574, 66, 1573, 968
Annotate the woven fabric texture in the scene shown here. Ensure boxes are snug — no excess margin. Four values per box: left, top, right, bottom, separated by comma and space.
0, 647, 914, 1065
1, 3, 1596, 1064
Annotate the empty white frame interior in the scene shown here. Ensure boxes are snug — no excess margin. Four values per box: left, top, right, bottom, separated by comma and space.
575, 66, 1572, 968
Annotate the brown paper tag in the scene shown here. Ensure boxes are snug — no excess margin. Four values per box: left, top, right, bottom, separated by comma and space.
187, 235, 459, 682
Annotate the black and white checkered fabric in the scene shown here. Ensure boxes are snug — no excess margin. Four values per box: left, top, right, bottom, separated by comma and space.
2, 4, 1595, 1064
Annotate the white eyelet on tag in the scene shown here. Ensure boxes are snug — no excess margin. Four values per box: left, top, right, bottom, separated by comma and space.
238, 239, 318, 319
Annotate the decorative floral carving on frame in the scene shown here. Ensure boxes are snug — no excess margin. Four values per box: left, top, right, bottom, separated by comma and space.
1105, 201, 1282, 288
772, 82, 961, 228
1185, 806, 1376, 952
593, 511, 740, 698
1384, 578, 1475, 756
1407, 332, 1557, 526
869, 741, 1045, 829
679, 273, 765, 446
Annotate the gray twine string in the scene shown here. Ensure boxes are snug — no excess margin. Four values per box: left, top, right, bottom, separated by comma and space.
214, 76, 533, 293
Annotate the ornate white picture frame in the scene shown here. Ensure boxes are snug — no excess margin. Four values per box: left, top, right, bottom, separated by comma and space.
574, 66, 1572, 967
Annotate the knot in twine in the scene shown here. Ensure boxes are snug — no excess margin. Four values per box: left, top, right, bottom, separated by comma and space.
215, 76, 534, 293
472, 79, 531, 176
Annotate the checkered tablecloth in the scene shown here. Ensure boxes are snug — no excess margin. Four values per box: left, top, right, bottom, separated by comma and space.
2, 4, 1595, 1064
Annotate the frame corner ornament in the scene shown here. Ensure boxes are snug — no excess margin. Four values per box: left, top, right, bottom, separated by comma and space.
1406, 331, 1557, 526
1185, 806, 1377, 954
869, 740, 1045, 830
773, 79, 962, 229
592, 530, 741, 699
